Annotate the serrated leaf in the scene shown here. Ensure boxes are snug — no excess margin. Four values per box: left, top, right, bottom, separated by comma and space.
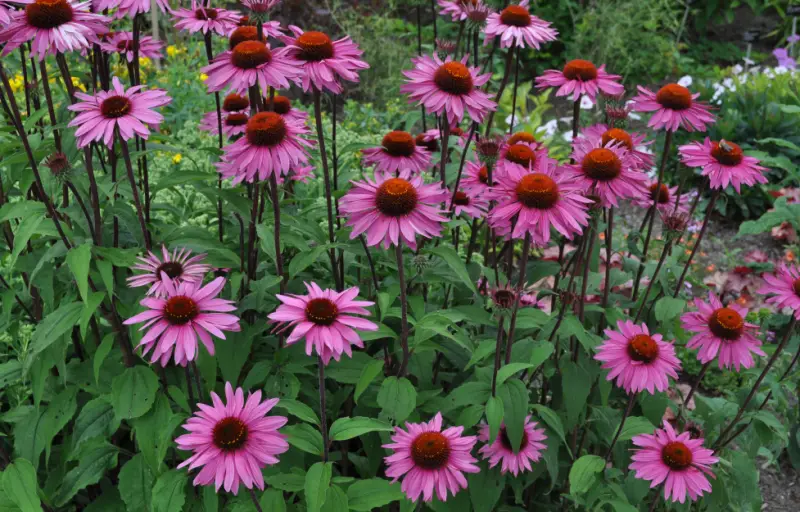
377, 377, 416, 423
66, 244, 92, 303
118, 454, 154, 512
354, 359, 384, 404
568, 455, 605, 495
111, 366, 159, 420
346, 479, 404, 511
1, 459, 40, 512
654, 297, 685, 323
329, 417, 394, 441
305, 462, 332, 512
151, 470, 187, 512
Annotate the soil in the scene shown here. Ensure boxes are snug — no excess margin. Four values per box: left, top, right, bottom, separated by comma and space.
759, 457, 800, 510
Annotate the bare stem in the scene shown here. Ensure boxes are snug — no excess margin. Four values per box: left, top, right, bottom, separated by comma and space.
396, 244, 411, 377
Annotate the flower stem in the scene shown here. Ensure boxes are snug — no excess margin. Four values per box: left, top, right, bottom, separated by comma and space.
713, 317, 797, 450
447, 122, 478, 212
633, 238, 673, 323
571, 98, 581, 139
483, 49, 514, 136
577, 217, 598, 324
633, 130, 673, 301
416, 5, 427, 132
439, 122, 450, 185
604, 393, 637, 462
599, 207, 614, 331
673, 189, 719, 297
491, 316, 506, 396
359, 235, 380, 295
504, 232, 531, 365
318, 355, 329, 462
191, 360, 203, 401
249, 488, 263, 512
118, 135, 152, 251
312, 88, 342, 291
676, 360, 710, 424
508, 46, 520, 135
203, 33, 225, 243
396, 244, 411, 377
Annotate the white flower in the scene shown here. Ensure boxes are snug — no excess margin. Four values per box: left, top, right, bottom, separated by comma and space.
775, 66, 789, 75
731, 64, 744, 75
743, 57, 755, 66
579, 96, 594, 110
562, 131, 574, 142
536, 119, 559, 137
677, 75, 693, 87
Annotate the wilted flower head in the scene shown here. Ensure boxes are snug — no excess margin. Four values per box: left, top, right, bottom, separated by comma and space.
435, 38, 457, 55
44, 152, 72, 182
475, 134, 503, 167
240, 0, 280, 22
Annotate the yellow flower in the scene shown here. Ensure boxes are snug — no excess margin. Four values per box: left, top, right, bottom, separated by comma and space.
172, 154, 183, 164
166, 45, 179, 58
140, 57, 152, 68
71, 77, 86, 92
9, 73, 24, 93
199, 73, 209, 82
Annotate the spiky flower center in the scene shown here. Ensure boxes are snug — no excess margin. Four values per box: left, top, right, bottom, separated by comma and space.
164, 296, 199, 325
478, 166, 489, 184
562, 59, 598, 81
375, 178, 418, 217
649, 183, 670, 204
627, 334, 659, 363
225, 113, 248, 127
223, 93, 249, 112
26, 0, 74, 30
507, 131, 536, 145
245, 112, 286, 146
228, 26, 263, 49
793, 278, 800, 297
710, 140, 743, 166
100, 95, 132, 119
433, 62, 474, 95
662, 441, 693, 470
411, 432, 450, 470
582, 148, 621, 181
656, 84, 692, 111
44, 152, 70, 176
601, 128, 633, 150
231, 40, 271, 69
499, 5, 531, 27
415, 134, 438, 152
156, 261, 183, 279
382, 131, 416, 157
272, 95, 291, 115
505, 143, 536, 167
296, 31, 334, 61
516, 173, 558, 209
213, 417, 248, 451
499, 427, 529, 453
454, 191, 470, 206
305, 298, 338, 326
195, 7, 218, 20
708, 307, 744, 340
116, 40, 136, 53
493, 289, 515, 308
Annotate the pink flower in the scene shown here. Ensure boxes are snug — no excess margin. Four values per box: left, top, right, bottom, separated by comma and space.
565, 138, 647, 207
127, 245, 211, 297
279, 26, 369, 94
681, 292, 765, 371
268, 94, 308, 124
202, 40, 302, 94
460, 159, 492, 196
0, 0, 109, 60
267, 283, 377, 365
67, 76, 171, 148
240, 0, 280, 16
227, 21, 284, 46
488, 155, 591, 245
401, 54, 496, 126
0, 2, 12, 26
578, 123, 654, 172
482, 0, 557, 49
218, 111, 312, 184
438, 0, 479, 22
123, 275, 241, 367
492, 139, 551, 181
678, 138, 767, 193
478, 416, 547, 475
451, 188, 488, 219
415, 130, 440, 153
281, 165, 315, 184
383, 412, 479, 503
175, 382, 288, 494
199, 110, 249, 138
362, 130, 433, 174
630, 421, 718, 504
631, 84, 715, 132
632, 180, 690, 214
100, 31, 163, 63
758, 263, 800, 319
95, 0, 168, 19
535, 60, 623, 101
595, 320, 681, 394
340, 170, 448, 250
173, 1, 240, 35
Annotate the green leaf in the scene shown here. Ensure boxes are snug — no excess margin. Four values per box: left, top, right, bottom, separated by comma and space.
529, 340, 554, 369
79, 292, 105, 339
276, 399, 319, 425
568, 455, 605, 495
13, 409, 46, 471
217, 327, 256, 385
377, 377, 416, 423
118, 454, 154, 512
346, 479, 404, 511
468, 468, 505, 512
167, 386, 191, 414
532, 404, 570, 455
757, 137, 800, 152
72, 398, 119, 454
93, 334, 114, 385
1, 459, 41, 512
66, 244, 92, 303
10, 216, 44, 267
618, 416, 655, 442
495, 363, 534, 387
428, 246, 478, 294
266, 473, 306, 492
498, 379, 528, 453
25, 301, 83, 372
41, 386, 78, 464
654, 297, 685, 323
151, 470, 187, 512
111, 366, 159, 420
55, 443, 118, 506
0, 200, 45, 222
258, 489, 285, 512
562, 362, 592, 430
321, 485, 348, 512
284, 424, 324, 455
354, 359, 384, 404
289, 244, 330, 277
0, 360, 22, 389
778, 104, 800, 114
485, 396, 504, 447
131, 394, 184, 475
304, 462, 333, 512
329, 417, 394, 441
